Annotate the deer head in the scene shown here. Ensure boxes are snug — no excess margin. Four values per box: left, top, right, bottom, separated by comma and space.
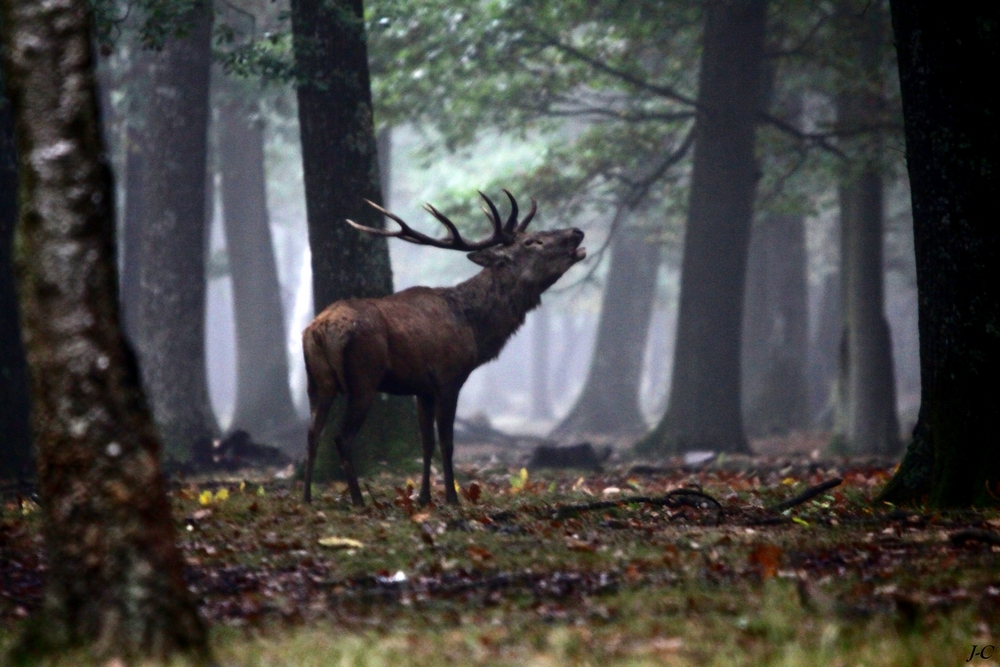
347, 190, 587, 286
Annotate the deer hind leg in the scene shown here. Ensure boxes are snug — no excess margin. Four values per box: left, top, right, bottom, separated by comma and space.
435, 391, 461, 505
304, 393, 334, 503
335, 387, 377, 506
416, 394, 437, 506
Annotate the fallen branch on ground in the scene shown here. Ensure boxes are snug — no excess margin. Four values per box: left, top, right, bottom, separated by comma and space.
949, 529, 1000, 547
769, 478, 843, 513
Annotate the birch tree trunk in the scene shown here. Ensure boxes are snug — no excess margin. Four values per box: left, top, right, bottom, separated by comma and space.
1, 0, 209, 659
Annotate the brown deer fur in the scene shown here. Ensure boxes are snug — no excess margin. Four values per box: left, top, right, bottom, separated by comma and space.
303, 192, 585, 505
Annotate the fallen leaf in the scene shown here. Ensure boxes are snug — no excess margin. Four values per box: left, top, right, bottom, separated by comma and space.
467, 545, 493, 562
567, 538, 597, 552
748, 544, 782, 579
318, 536, 364, 549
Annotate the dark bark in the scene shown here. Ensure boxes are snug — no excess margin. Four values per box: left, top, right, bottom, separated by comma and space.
879, 2, 1000, 507
134, 2, 217, 458
741, 211, 810, 437
553, 228, 660, 438
218, 82, 299, 443
291, 0, 418, 475
0, 0, 209, 660
0, 84, 32, 481
831, 2, 901, 456
290, 0, 393, 307
637, 0, 766, 455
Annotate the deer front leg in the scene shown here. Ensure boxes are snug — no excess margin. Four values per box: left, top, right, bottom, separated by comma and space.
304, 395, 334, 503
436, 391, 461, 505
416, 394, 437, 506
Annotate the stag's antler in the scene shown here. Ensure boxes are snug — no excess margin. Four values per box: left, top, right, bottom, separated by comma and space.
346, 192, 536, 250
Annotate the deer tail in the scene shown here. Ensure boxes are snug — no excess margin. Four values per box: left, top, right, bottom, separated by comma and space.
303, 324, 350, 399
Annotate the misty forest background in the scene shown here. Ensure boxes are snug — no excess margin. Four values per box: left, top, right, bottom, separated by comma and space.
1, 0, 920, 474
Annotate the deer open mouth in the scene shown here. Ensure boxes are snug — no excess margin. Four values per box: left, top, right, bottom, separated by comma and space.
574, 247, 587, 260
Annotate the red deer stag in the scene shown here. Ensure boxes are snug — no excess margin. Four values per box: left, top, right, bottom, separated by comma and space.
302, 191, 585, 505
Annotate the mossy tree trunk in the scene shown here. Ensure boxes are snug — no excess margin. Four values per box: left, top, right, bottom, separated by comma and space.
879, 1, 1000, 507
291, 0, 418, 479
0, 85, 32, 481
134, 1, 217, 460
0, 0, 209, 661
217, 80, 300, 444
637, 0, 766, 456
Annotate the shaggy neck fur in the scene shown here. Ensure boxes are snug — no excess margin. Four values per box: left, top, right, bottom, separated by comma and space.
444, 267, 543, 364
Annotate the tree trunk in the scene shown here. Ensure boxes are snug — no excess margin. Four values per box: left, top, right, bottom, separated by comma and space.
0, 0, 209, 660
117, 52, 150, 348
218, 81, 299, 444
637, 0, 766, 455
291, 0, 418, 478
552, 228, 660, 439
879, 2, 1000, 507
833, 169, 900, 455
741, 211, 810, 437
119, 124, 143, 345
808, 271, 840, 427
134, 2, 217, 459
830, 1, 901, 456
0, 85, 32, 481
530, 307, 553, 420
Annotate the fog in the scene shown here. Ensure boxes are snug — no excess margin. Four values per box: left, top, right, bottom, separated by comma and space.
204, 121, 919, 443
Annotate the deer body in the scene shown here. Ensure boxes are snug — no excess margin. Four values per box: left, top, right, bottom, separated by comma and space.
303, 192, 585, 505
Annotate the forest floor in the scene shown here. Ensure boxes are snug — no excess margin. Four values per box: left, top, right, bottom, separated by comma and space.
2, 443, 1000, 666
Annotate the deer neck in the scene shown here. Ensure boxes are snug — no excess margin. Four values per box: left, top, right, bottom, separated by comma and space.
447, 267, 543, 364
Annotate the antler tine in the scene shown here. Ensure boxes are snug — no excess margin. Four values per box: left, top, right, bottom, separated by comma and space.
516, 196, 537, 232
421, 203, 462, 242
479, 191, 510, 240
501, 189, 519, 235
348, 199, 450, 248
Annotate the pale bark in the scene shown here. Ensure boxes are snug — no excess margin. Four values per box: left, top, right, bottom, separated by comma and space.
531, 307, 553, 420
134, 2, 217, 458
218, 82, 299, 443
553, 228, 660, 438
830, 0, 901, 456
0, 0, 209, 659
741, 211, 809, 437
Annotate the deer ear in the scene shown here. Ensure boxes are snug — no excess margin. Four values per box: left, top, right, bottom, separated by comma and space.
467, 247, 510, 268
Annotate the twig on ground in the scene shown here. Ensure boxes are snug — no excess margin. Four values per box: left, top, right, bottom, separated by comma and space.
949, 529, 1000, 547
769, 477, 843, 513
